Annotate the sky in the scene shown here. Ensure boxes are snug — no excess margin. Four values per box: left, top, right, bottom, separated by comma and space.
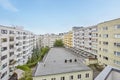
0, 0, 120, 34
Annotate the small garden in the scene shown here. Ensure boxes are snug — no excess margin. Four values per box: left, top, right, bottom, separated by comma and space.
16, 46, 50, 80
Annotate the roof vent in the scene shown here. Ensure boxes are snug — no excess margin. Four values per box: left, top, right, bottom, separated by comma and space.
65, 59, 67, 63
70, 59, 72, 63
74, 59, 77, 62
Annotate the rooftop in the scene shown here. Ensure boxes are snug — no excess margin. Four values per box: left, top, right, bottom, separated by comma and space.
95, 66, 120, 80
33, 48, 91, 77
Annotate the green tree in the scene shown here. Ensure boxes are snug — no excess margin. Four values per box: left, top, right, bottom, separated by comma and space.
54, 39, 64, 47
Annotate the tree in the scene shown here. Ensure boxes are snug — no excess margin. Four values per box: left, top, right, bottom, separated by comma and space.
54, 39, 64, 47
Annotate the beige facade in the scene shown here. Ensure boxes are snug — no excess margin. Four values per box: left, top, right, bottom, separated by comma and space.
63, 31, 73, 48
97, 18, 120, 68
33, 71, 93, 80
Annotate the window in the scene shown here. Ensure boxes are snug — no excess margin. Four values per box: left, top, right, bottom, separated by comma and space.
114, 60, 120, 65
9, 37, 14, 41
9, 30, 14, 34
103, 56, 108, 60
85, 73, 89, 78
17, 31, 20, 34
51, 78, 56, 80
114, 43, 120, 47
103, 49, 108, 52
1, 71, 7, 79
61, 77, 65, 80
1, 55, 7, 60
103, 42, 108, 45
103, 26, 108, 30
103, 34, 108, 38
1, 47, 7, 52
9, 45, 14, 49
115, 34, 120, 38
115, 25, 120, 29
89, 33, 91, 35
114, 51, 120, 56
2, 63, 7, 69
1, 29, 7, 34
78, 74, 81, 79
70, 75, 73, 80
99, 34, 101, 37
10, 52, 14, 56
89, 43, 92, 45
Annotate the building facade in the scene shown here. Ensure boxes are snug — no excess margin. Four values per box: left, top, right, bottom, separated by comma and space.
41, 34, 63, 48
63, 31, 73, 48
72, 26, 97, 58
0, 25, 38, 80
97, 18, 120, 68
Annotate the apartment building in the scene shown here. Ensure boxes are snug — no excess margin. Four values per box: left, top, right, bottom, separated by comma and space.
41, 34, 63, 48
63, 31, 73, 48
72, 26, 97, 58
0, 25, 38, 80
91, 26, 98, 56
33, 48, 93, 80
97, 18, 120, 68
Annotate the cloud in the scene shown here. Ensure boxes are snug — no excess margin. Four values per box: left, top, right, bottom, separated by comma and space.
0, 0, 18, 12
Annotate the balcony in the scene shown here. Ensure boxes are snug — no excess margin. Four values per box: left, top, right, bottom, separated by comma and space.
1, 38, 7, 43
9, 37, 14, 41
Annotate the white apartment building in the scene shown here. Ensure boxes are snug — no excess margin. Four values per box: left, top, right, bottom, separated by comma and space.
72, 26, 97, 58
41, 34, 63, 48
0, 25, 38, 80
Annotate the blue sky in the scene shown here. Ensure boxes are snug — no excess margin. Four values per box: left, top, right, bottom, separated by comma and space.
0, 0, 120, 34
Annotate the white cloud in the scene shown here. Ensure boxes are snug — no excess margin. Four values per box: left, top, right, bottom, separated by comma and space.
0, 0, 18, 12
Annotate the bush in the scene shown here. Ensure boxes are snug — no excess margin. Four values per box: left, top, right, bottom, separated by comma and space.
54, 39, 64, 47
26, 61, 38, 68
16, 65, 30, 71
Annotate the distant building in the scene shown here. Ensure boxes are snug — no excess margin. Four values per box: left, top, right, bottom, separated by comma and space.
63, 31, 73, 48
33, 48, 93, 80
40, 34, 63, 47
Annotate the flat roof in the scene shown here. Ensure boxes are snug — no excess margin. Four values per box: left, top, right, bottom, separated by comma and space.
33, 48, 91, 77
95, 66, 120, 80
